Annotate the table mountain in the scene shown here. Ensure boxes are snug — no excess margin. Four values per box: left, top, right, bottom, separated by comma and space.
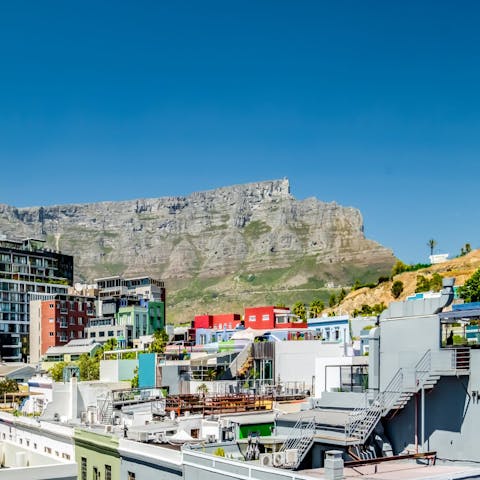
0, 179, 395, 322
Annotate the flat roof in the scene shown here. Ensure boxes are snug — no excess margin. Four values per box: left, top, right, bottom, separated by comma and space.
221, 412, 276, 425
278, 409, 350, 427
302, 460, 480, 479
440, 309, 480, 321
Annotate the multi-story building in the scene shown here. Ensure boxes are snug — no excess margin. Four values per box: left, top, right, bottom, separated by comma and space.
85, 277, 166, 347
244, 306, 306, 329
0, 236, 73, 361
29, 294, 96, 364
194, 313, 241, 330
96, 276, 165, 302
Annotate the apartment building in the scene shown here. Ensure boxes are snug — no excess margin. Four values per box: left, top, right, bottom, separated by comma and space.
0, 236, 73, 361
29, 294, 96, 364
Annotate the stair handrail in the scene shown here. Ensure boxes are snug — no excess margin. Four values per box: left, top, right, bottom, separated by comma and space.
346, 349, 435, 443
227, 342, 252, 378
414, 349, 431, 388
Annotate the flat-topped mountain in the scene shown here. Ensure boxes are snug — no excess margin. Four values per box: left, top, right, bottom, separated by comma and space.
0, 179, 395, 322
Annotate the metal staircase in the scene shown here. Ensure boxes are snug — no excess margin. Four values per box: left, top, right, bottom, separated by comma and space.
279, 417, 316, 469
98, 392, 114, 424
225, 342, 253, 379
345, 349, 460, 444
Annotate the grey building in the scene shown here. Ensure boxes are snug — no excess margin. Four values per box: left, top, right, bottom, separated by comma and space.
0, 236, 73, 361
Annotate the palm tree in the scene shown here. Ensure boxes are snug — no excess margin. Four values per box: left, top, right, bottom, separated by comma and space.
427, 239, 437, 256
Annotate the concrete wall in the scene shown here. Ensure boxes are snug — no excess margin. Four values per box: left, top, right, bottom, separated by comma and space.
100, 359, 138, 382
74, 429, 120, 480
384, 350, 480, 462
275, 341, 345, 386
183, 449, 311, 480
377, 314, 440, 391
119, 438, 182, 480
0, 413, 74, 462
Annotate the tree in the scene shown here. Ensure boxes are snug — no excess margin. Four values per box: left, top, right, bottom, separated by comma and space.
148, 329, 169, 354
460, 243, 472, 257
49, 362, 68, 382
292, 302, 307, 321
131, 366, 139, 388
338, 288, 347, 303
328, 294, 337, 308
0, 379, 19, 395
415, 275, 431, 293
391, 260, 408, 277
427, 239, 437, 256
391, 280, 404, 299
430, 273, 443, 292
458, 268, 480, 303
78, 354, 100, 381
197, 383, 209, 395
103, 338, 118, 353
309, 299, 324, 318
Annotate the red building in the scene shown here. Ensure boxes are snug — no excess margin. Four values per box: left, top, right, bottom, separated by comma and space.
193, 313, 241, 330
30, 294, 96, 363
244, 306, 307, 329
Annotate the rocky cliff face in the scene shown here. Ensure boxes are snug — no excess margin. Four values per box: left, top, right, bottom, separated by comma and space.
0, 179, 395, 320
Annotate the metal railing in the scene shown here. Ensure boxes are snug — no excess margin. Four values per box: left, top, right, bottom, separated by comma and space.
346, 350, 440, 444
279, 416, 316, 469
451, 347, 470, 371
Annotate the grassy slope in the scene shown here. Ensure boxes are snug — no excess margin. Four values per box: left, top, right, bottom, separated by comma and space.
166, 254, 393, 323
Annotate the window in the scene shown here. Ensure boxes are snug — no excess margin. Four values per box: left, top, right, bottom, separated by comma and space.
78, 318, 83, 325
262, 314, 269, 321
49, 318, 54, 323
249, 315, 256, 322
93, 466, 100, 480
128, 472, 136, 480
108, 330, 114, 337
105, 465, 112, 480
49, 303, 54, 308
62, 453, 71, 460
44, 446, 52, 454
90, 332, 96, 337
49, 332, 54, 336
99, 331, 105, 337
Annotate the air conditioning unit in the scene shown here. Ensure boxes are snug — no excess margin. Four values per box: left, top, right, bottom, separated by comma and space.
273, 452, 285, 467
259, 453, 273, 467
285, 449, 299, 466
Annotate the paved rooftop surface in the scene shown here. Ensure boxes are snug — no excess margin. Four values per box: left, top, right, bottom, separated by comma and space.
303, 460, 480, 479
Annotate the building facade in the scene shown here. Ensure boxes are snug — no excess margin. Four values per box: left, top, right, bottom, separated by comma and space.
194, 313, 241, 330
244, 306, 306, 329
29, 294, 96, 364
0, 236, 73, 361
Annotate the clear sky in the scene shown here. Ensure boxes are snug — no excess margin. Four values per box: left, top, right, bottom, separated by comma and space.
1, 1, 479, 264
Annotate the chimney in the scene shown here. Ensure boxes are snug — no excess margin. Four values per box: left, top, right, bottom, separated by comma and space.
324, 450, 344, 480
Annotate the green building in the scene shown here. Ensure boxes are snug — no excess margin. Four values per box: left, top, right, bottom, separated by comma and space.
74, 428, 120, 480
116, 301, 165, 339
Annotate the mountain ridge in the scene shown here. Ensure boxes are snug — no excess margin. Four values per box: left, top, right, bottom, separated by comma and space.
0, 178, 395, 322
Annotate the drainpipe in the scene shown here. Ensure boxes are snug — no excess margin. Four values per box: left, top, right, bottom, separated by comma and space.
421, 386, 425, 452
415, 393, 419, 453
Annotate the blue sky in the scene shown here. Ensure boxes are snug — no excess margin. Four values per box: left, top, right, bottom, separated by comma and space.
1, 1, 479, 263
